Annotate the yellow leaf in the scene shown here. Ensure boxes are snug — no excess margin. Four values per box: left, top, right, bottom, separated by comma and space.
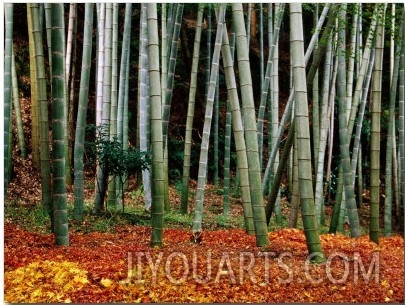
73, 274, 89, 285
4, 260, 89, 303
31, 288, 42, 298
101, 278, 114, 288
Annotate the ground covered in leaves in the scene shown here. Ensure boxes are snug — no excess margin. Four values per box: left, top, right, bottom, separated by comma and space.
4, 221, 404, 303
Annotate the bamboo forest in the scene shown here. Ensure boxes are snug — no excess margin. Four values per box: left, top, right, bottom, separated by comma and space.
3, 3, 405, 303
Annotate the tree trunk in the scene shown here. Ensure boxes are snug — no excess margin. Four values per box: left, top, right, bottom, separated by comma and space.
232, 3, 270, 247
370, 4, 387, 244
290, 3, 325, 262
192, 4, 226, 235
336, 4, 361, 237
74, 3, 94, 221
30, 3, 53, 223
221, 21, 255, 235
4, 3, 13, 195
27, 5, 40, 169
147, 3, 165, 247
51, 3, 69, 246
181, 4, 204, 213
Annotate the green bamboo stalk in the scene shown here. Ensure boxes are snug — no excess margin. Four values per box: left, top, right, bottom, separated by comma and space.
257, 3, 285, 167
94, 4, 112, 213
370, 4, 387, 244
391, 7, 403, 236
384, 18, 402, 236
272, 3, 282, 225
329, 167, 344, 234
246, 3, 251, 47
163, 4, 184, 211
259, 3, 264, 101
51, 3, 69, 246
221, 22, 255, 234
65, 4, 76, 94
4, 3, 13, 194
116, 4, 132, 207
324, 19, 341, 234
138, 3, 151, 212
147, 3, 165, 247
312, 4, 320, 167
222, 33, 237, 215
314, 32, 333, 224
351, 48, 375, 177
288, 133, 300, 228
67, 11, 77, 187
27, 5, 40, 169
161, 3, 167, 124
165, 3, 176, 60
357, 147, 363, 207
398, 13, 405, 226
101, 3, 112, 129
266, 118, 295, 224
61, 3, 71, 186
95, 3, 105, 127
65, 3, 76, 95
267, 3, 273, 155
193, 5, 226, 235
44, 3, 52, 82
30, 3, 52, 222
232, 3, 269, 247
8, 100, 13, 181
336, 4, 362, 238
73, 3, 94, 221
289, 3, 325, 262
223, 97, 232, 216
107, 3, 119, 208
205, 4, 211, 102
214, 73, 220, 189
345, 4, 359, 121
11, 48, 27, 159
180, 4, 204, 214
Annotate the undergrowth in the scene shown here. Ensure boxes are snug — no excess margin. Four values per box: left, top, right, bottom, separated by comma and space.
4, 200, 247, 234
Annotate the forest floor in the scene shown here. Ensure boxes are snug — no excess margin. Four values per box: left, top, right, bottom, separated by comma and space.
4, 152, 405, 303
3, 215, 405, 303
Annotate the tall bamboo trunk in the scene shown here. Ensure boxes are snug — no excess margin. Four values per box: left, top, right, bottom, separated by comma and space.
370, 4, 387, 244
232, 3, 270, 247
147, 3, 165, 247
289, 3, 325, 262
4, 3, 13, 195
73, 3, 94, 221
181, 4, 204, 214
192, 5, 226, 236
51, 3, 69, 246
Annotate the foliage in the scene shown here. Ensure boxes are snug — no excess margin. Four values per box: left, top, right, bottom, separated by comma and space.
4, 222, 404, 303
4, 260, 89, 303
164, 210, 194, 227
85, 124, 150, 179
4, 203, 51, 233
4, 183, 247, 234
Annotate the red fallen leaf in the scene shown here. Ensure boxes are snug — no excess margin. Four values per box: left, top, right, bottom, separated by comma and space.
4, 223, 404, 303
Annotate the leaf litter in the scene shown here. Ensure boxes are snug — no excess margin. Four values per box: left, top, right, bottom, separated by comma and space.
4, 222, 404, 303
